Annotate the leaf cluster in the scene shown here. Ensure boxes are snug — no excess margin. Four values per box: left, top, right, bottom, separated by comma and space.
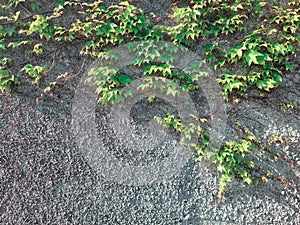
0, 0, 298, 200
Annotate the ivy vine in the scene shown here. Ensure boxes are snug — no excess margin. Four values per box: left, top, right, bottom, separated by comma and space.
0, 0, 299, 201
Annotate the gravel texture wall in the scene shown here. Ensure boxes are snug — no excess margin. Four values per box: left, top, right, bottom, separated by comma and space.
1, 0, 300, 224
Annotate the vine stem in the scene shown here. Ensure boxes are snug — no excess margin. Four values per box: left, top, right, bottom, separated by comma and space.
19, 3, 32, 16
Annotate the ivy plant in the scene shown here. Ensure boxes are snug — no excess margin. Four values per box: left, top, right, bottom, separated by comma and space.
0, 0, 298, 201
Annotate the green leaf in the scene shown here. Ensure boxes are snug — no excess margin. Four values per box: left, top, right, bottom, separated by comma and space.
23, 64, 34, 70
213, 60, 225, 70
166, 86, 179, 96
0, 39, 5, 50
244, 50, 265, 66
273, 73, 282, 84
243, 177, 252, 185
5, 27, 16, 36
0, 69, 9, 78
253, 178, 259, 185
285, 61, 293, 71
147, 95, 155, 103
8, 40, 31, 48
31, 2, 40, 11
207, 55, 216, 61
236, 48, 243, 59
110, 76, 119, 84
119, 1, 130, 6
55, 0, 65, 9
118, 74, 132, 84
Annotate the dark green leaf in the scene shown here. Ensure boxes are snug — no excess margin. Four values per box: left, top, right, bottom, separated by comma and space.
118, 74, 132, 84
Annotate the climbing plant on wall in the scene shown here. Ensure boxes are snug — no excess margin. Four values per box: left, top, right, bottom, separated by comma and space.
0, 0, 299, 200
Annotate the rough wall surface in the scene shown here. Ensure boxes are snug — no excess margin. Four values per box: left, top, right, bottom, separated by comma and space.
1, 0, 299, 224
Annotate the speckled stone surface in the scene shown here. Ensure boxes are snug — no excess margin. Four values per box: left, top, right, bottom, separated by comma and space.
1, 0, 300, 224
